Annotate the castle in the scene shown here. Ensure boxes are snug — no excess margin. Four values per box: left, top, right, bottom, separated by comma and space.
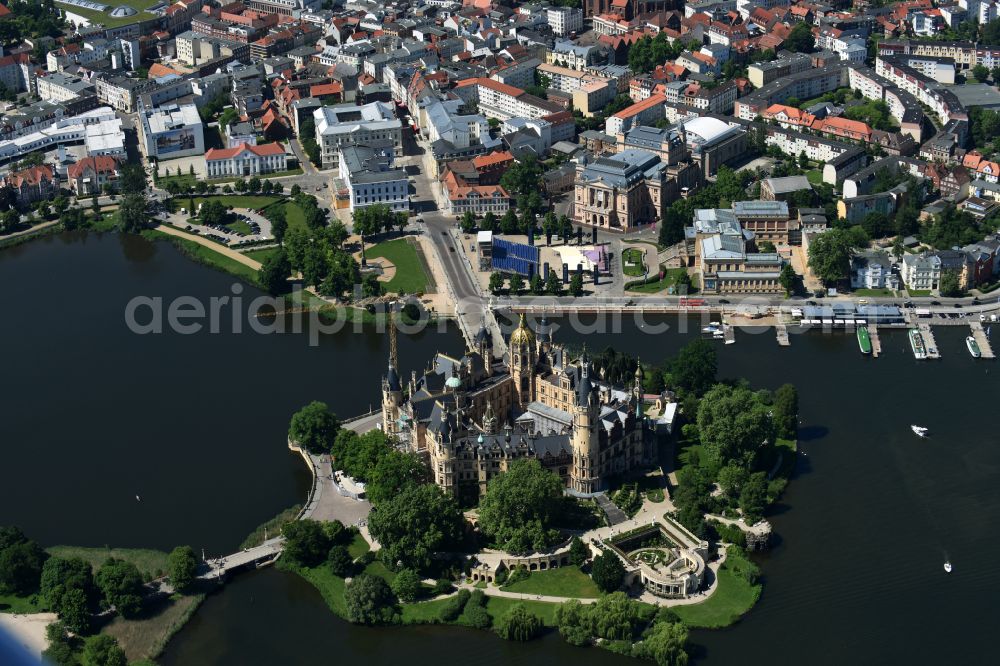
381, 315, 656, 503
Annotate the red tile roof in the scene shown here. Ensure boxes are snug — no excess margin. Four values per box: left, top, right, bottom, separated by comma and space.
68, 156, 119, 180
205, 142, 285, 161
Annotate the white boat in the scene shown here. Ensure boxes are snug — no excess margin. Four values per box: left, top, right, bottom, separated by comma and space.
911, 425, 928, 437
944, 562, 953, 573
702, 325, 720, 334
967, 336, 982, 358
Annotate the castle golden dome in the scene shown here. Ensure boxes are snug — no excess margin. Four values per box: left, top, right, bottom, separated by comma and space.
509, 313, 535, 347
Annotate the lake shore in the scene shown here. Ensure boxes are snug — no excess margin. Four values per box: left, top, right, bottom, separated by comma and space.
0, 611, 56, 658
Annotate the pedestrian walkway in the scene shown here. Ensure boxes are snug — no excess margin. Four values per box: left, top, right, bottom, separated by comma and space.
594, 493, 628, 525
154, 223, 262, 270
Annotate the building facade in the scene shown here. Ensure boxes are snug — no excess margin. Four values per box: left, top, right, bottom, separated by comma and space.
204, 142, 287, 178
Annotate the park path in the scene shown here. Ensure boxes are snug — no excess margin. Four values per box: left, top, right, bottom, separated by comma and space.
154, 223, 262, 270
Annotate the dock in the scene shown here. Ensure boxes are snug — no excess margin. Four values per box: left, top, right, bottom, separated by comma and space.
724, 323, 735, 344
776, 324, 790, 346
969, 321, 995, 359
870, 324, 882, 358
918, 323, 942, 359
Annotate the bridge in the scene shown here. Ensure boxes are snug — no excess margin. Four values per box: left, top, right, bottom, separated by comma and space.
198, 537, 284, 582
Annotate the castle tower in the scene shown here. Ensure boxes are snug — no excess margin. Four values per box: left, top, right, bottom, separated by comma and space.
571, 350, 601, 494
483, 400, 497, 434
381, 356, 403, 436
474, 320, 493, 377
509, 313, 537, 411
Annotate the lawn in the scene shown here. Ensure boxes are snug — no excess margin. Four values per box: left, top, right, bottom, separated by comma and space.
484, 596, 560, 626
622, 248, 647, 277
243, 246, 283, 264
56, 0, 161, 28
627, 268, 695, 294
0, 592, 47, 614
225, 218, 253, 235
672, 548, 761, 629
282, 562, 348, 617
142, 229, 261, 287
168, 195, 281, 214
103, 593, 204, 662
265, 200, 311, 234
362, 560, 397, 584
805, 170, 823, 185
45, 546, 171, 579
366, 238, 431, 294
502, 565, 600, 598
348, 533, 370, 559
854, 288, 895, 297
908, 289, 932, 297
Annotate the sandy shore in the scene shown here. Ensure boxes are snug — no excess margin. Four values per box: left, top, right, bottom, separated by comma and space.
0, 612, 56, 658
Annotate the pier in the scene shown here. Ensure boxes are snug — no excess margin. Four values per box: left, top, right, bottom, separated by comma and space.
870, 324, 882, 358
918, 323, 942, 359
969, 321, 995, 359
775, 324, 789, 346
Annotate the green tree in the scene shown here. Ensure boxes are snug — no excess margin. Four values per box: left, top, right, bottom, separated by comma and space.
95, 558, 144, 617
42, 621, 78, 666
588, 591, 642, 640
569, 272, 584, 297
266, 205, 288, 244
739, 472, 769, 524
0, 536, 47, 596
697, 384, 773, 469
119, 164, 147, 196
509, 272, 525, 295
477, 460, 563, 554
779, 263, 796, 296
495, 603, 543, 641
259, 248, 292, 295
973, 64, 990, 82
460, 211, 476, 233
634, 620, 690, 666
344, 573, 398, 625
785, 21, 815, 53
116, 194, 148, 233
717, 463, 749, 500
283, 520, 332, 567
366, 450, 430, 506
664, 339, 717, 397
81, 634, 126, 666
327, 544, 354, 577
529, 273, 545, 295
288, 401, 340, 454
500, 155, 543, 200
0, 207, 19, 233
568, 536, 590, 566
939, 269, 962, 297
41, 556, 95, 633
545, 268, 562, 295
482, 211, 498, 232
772, 384, 798, 440
807, 227, 865, 284
167, 546, 198, 593
489, 271, 505, 294
331, 429, 392, 481
390, 568, 422, 602
556, 599, 592, 646
368, 483, 464, 572
590, 552, 625, 593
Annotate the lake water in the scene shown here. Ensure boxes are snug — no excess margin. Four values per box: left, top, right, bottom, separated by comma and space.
3, 233, 998, 664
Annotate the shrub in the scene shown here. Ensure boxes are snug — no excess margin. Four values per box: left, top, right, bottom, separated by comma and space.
462, 603, 492, 629
502, 565, 529, 587
390, 569, 422, 603
438, 588, 471, 621
357, 551, 376, 566
327, 545, 354, 578
568, 537, 590, 566
493, 569, 507, 585
432, 578, 453, 596
590, 552, 626, 593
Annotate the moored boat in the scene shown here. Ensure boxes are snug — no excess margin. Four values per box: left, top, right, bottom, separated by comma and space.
966, 336, 982, 358
944, 561, 953, 573
857, 325, 872, 354
911, 425, 928, 437
909, 328, 927, 360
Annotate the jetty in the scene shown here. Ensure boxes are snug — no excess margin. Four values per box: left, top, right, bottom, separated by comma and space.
969, 321, 995, 359
918, 323, 941, 359
775, 324, 789, 346
870, 324, 882, 358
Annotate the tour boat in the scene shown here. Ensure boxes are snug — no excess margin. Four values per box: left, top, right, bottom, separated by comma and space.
911, 425, 929, 437
909, 328, 927, 360
967, 336, 982, 358
944, 562, 953, 574
857, 325, 872, 355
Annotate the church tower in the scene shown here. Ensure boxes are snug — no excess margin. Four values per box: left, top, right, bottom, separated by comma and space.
381, 356, 403, 436
571, 350, 601, 493
509, 313, 537, 411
